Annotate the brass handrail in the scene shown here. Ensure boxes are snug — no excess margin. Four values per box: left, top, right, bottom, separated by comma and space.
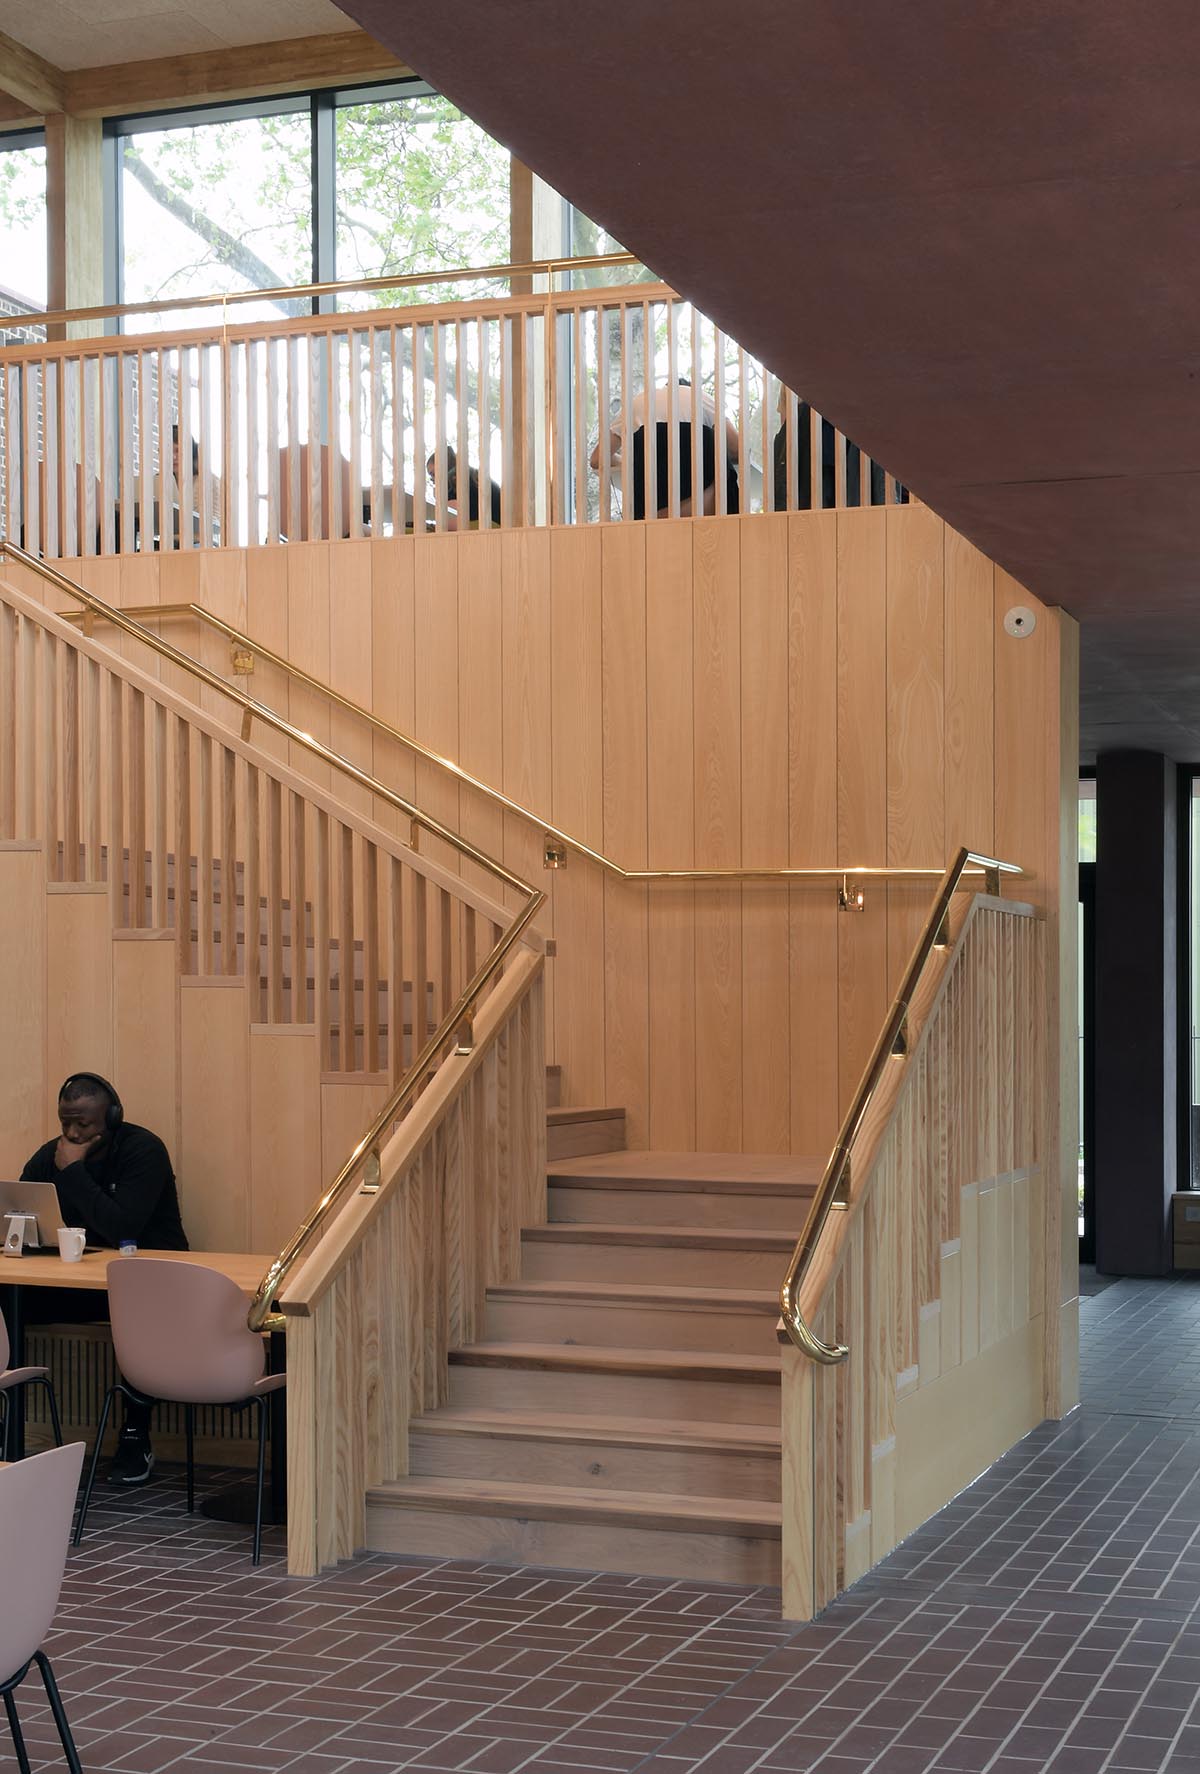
0, 250, 642, 336
778, 846, 1019, 1364
0, 543, 546, 1330
62, 601, 1024, 894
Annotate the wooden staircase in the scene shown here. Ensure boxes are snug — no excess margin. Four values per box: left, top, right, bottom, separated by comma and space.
364, 1125, 820, 1583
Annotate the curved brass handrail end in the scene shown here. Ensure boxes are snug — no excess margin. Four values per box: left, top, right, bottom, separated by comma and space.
778, 1306, 850, 1365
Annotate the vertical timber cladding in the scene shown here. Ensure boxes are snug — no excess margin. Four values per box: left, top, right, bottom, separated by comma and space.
43, 509, 1078, 1412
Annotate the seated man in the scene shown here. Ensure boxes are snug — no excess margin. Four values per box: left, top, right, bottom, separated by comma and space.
591, 377, 741, 519
20, 1073, 187, 1486
425, 445, 502, 529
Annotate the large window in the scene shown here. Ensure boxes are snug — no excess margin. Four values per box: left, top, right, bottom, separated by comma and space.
118, 103, 313, 328
335, 91, 510, 307
0, 133, 47, 313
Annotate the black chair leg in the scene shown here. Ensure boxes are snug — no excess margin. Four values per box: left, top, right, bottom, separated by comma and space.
185, 1405, 195, 1513
2, 1688, 31, 1774
37, 1378, 64, 1448
252, 1396, 268, 1567
73, 1384, 116, 1547
35, 1653, 83, 1774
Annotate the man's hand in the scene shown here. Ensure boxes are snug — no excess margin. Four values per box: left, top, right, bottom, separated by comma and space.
54, 1133, 101, 1171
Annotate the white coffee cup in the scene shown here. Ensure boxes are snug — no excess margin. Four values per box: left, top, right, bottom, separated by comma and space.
57, 1226, 86, 1263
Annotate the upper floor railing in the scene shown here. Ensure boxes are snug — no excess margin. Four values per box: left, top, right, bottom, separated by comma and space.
0, 256, 906, 558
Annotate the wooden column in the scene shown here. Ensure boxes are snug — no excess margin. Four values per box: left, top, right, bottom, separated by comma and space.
44, 112, 104, 340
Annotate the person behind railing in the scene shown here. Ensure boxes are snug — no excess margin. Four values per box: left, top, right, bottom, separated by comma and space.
20, 1073, 188, 1487
590, 378, 740, 519
425, 446, 502, 530
771, 387, 905, 509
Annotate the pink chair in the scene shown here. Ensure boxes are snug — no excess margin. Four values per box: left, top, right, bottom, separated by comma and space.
0, 1442, 86, 1774
73, 1258, 285, 1565
0, 1309, 63, 1461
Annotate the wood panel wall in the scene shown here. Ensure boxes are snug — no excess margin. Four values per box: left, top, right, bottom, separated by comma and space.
46, 507, 1072, 1158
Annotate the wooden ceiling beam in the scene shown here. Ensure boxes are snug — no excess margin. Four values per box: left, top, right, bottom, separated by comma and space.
0, 29, 66, 114
64, 29, 411, 119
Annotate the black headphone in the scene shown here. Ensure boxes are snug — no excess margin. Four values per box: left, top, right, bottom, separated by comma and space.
59, 1073, 124, 1133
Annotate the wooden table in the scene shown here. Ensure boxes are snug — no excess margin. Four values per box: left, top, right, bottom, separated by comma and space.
0, 1248, 284, 1518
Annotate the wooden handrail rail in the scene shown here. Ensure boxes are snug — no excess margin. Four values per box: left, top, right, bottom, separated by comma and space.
0, 250, 642, 337
62, 599, 1020, 894
778, 846, 1021, 1364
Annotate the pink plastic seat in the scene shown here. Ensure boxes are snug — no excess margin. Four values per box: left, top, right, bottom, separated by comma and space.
0, 1442, 86, 1774
0, 1309, 63, 1460
73, 1257, 285, 1564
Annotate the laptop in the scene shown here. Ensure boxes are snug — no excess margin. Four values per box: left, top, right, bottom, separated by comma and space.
0, 1180, 78, 1253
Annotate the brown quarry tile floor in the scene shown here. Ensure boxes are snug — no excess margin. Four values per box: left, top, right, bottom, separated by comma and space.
12, 1272, 1200, 1774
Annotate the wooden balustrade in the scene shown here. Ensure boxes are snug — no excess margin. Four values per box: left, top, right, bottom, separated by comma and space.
0, 578, 512, 1080
781, 895, 1043, 1619
278, 947, 546, 1575
0, 282, 904, 559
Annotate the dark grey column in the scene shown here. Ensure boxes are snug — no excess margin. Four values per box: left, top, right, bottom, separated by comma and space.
1094, 751, 1179, 1275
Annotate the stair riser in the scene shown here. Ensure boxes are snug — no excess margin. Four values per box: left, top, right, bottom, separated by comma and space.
484, 1297, 779, 1356
408, 1428, 782, 1501
547, 1183, 808, 1231
448, 1364, 779, 1423
365, 1502, 781, 1585
521, 1240, 786, 1288
546, 1120, 627, 1162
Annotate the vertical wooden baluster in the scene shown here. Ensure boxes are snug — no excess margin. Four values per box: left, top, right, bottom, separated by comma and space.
286, 337, 301, 543
198, 344, 214, 547
455, 317, 468, 530
715, 326, 732, 520
227, 340, 243, 548
363, 839, 379, 1071
389, 855, 404, 1078
246, 338, 261, 547
174, 717, 191, 971
390, 324, 404, 536
572, 304, 585, 522
150, 702, 167, 923
439, 888, 454, 1021
328, 327, 342, 542
665, 301, 679, 519
221, 747, 237, 975
53, 358, 67, 558
430, 322, 446, 530
243, 765, 261, 992
266, 336, 280, 544
128, 688, 145, 925
349, 329, 363, 539
290, 790, 307, 1019
157, 340, 171, 554
41, 632, 58, 879
267, 776, 283, 1021
760, 363, 771, 512
314, 808, 331, 1068
82, 654, 101, 877
0, 604, 15, 838
834, 419, 847, 508
61, 645, 79, 880
412, 872, 429, 1055
197, 732, 214, 971
25, 363, 41, 558
595, 304, 610, 523
691, 306, 704, 516
137, 348, 151, 552
98, 352, 111, 555
369, 328, 383, 537
307, 335, 322, 540
413, 325, 428, 532
640, 299, 654, 520
498, 313, 512, 527
737, 345, 750, 514
340, 821, 355, 1069
463, 906, 477, 986
107, 674, 124, 925
478, 316, 493, 531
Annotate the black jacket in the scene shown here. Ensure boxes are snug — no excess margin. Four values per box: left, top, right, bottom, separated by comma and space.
21, 1122, 188, 1251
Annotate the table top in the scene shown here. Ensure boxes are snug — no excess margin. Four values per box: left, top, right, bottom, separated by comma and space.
0, 1248, 271, 1296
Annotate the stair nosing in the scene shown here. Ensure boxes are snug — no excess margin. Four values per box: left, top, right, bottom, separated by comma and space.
487, 1279, 780, 1313
449, 1341, 780, 1382
409, 1408, 782, 1456
523, 1222, 794, 1250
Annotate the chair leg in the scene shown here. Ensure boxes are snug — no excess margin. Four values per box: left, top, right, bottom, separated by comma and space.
35, 1653, 83, 1774
37, 1377, 64, 1448
0, 1391, 8, 1464
185, 1405, 195, 1513
252, 1396, 268, 1567
73, 1385, 116, 1548
2, 1688, 32, 1774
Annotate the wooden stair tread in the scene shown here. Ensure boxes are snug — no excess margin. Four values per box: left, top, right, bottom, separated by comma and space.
365, 1475, 782, 1538
410, 1407, 782, 1455
547, 1106, 626, 1125
547, 1150, 823, 1188
487, 1279, 779, 1313
524, 1222, 795, 1251
449, 1341, 780, 1381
